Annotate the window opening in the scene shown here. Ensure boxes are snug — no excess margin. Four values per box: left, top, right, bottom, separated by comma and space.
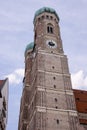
52, 66, 55, 69
46, 15, 49, 19
53, 77, 56, 80
54, 18, 56, 22
50, 16, 53, 20
56, 119, 59, 124
32, 102, 33, 108
76, 98, 80, 101
55, 98, 57, 102
50, 27, 53, 33
47, 26, 53, 33
54, 85, 56, 88
55, 106, 58, 109
0, 92, 2, 98
3, 97, 6, 110
2, 109, 6, 117
38, 18, 40, 21
42, 15, 44, 19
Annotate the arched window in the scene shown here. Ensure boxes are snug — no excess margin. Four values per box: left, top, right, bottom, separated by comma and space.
47, 23, 53, 34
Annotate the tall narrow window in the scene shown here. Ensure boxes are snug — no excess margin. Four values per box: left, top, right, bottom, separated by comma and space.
55, 98, 57, 102
56, 119, 59, 124
47, 24, 53, 34
53, 77, 56, 80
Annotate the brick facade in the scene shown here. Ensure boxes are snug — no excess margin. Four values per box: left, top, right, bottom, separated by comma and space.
18, 7, 85, 130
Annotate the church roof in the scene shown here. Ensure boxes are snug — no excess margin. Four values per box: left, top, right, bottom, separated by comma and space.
34, 7, 59, 22
0, 79, 6, 90
0, 79, 7, 97
25, 42, 34, 55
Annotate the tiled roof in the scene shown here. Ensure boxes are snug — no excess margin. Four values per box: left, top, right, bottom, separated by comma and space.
73, 89, 87, 113
73, 89, 87, 124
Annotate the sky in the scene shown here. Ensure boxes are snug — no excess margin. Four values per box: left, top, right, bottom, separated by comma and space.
0, 0, 87, 130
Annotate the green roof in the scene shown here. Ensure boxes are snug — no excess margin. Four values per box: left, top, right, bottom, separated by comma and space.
33, 7, 59, 23
25, 42, 34, 55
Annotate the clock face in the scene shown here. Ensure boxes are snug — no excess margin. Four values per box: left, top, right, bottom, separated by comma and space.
46, 40, 57, 48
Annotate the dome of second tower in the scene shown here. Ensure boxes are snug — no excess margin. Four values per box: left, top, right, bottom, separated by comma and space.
25, 42, 34, 55
34, 7, 59, 22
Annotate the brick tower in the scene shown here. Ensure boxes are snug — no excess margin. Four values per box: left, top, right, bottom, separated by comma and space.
18, 7, 83, 130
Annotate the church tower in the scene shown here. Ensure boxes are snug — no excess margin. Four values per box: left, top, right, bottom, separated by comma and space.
18, 7, 81, 130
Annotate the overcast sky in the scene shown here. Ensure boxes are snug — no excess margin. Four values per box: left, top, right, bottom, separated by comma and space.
0, 0, 87, 130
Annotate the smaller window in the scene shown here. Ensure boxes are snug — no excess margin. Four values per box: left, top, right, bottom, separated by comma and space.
0, 92, 2, 98
54, 85, 56, 88
53, 77, 56, 80
50, 27, 53, 33
54, 18, 56, 22
52, 66, 55, 69
55, 106, 58, 109
3, 97, 6, 110
76, 98, 80, 101
46, 15, 49, 19
2, 109, 6, 117
56, 119, 59, 124
50, 16, 53, 20
42, 15, 44, 19
38, 18, 40, 21
32, 102, 33, 108
55, 98, 57, 102
47, 26, 53, 34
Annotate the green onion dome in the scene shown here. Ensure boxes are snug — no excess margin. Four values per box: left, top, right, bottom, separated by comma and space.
25, 42, 34, 55
33, 7, 59, 23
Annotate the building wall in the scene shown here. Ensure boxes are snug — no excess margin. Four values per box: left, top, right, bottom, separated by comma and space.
18, 8, 85, 130
0, 78, 8, 130
73, 89, 87, 129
